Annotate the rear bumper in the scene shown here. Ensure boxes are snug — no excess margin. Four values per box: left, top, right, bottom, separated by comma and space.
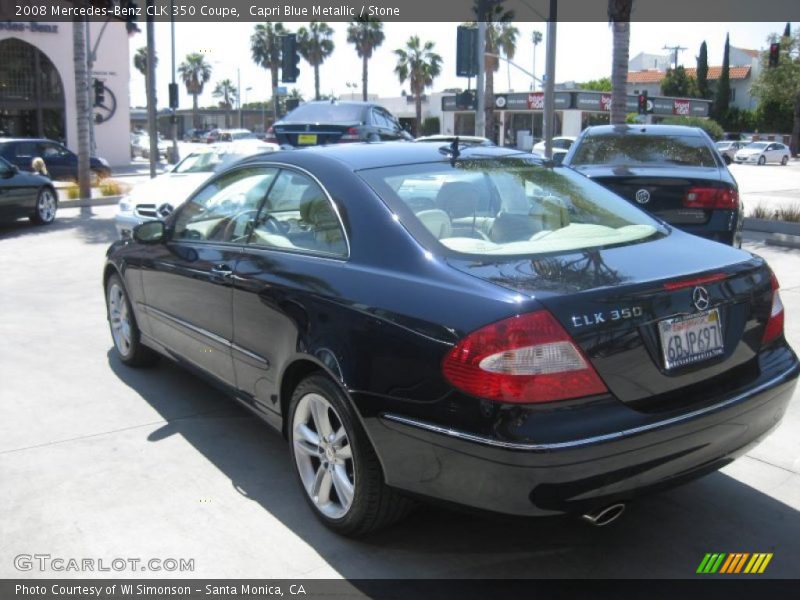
676, 209, 741, 246
363, 349, 798, 516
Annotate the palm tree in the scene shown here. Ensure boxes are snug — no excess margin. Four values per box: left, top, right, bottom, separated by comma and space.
531, 30, 543, 90
133, 47, 158, 105
394, 36, 442, 136
346, 17, 385, 101
608, 0, 634, 125
297, 21, 335, 101
251, 22, 286, 123
178, 53, 212, 128
73, 18, 91, 200
213, 79, 238, 127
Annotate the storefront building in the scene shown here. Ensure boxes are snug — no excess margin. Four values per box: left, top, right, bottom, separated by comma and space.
0, 21, 131, 166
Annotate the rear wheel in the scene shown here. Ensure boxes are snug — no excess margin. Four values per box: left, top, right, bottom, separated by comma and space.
758, 155, 766, 165
105, 274, 159, 367
781, 155, 789, 166
723, 155, 731, 165
288, 374, 412, 536
30, 187, 57, 225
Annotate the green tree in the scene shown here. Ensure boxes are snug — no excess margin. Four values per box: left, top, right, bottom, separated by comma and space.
608, 0, 634, 125
696, 41, 710, 98
661, 66, 699, 97
579, 77, 612, 91
752, 28, 800, 154
297, 21, 335, 101
134, 47, 159, 118
714, 34, 731, 120
347, 17, 385, 102
251, 22, 286, 123
661, 116, 725, 140
212, 79, 238, 127
394, 36, 442, 136
178, 53, 212, 128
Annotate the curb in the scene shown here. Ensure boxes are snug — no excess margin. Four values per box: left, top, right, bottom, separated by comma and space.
743, 218, 800, 236
765, 233, 800, 250
59, 195, 122, 208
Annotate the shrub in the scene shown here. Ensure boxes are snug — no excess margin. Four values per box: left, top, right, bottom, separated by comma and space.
749, 204, 774, 219
659, 116, 725, 140
421, 117, 440, 136
98, 179, 131, 197
776, 203, 800, 223
65, 185, 80, 200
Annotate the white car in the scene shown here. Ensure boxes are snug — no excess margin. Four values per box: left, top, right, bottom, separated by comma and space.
734, 141, 791, 166
531, 136, 576, 157
715, 140, 747, 165
115, 140, 279, 238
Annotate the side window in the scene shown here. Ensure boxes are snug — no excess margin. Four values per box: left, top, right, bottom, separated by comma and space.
14, 142, 36, 158
381, 110, 399, 131
39, 143, 65, 158
172, 167, 277, 244
248, 170, 347, 257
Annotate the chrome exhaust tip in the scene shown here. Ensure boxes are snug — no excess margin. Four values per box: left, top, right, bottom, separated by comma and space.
581, 503, 626, 527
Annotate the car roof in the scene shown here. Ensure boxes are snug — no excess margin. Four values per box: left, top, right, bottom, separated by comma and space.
0, 138, 54, 144
583, 124, 705, 137
239, 141, 527, 171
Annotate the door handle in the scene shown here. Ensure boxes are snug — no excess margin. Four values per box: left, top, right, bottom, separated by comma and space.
210, 264, 233, 277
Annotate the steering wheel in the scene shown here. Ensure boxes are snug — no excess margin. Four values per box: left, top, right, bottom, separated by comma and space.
219, 209, 260, 243
257, 214, 290, 236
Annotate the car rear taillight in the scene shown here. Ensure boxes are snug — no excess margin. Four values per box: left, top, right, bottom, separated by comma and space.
338, 127, 361, 142
264, 127, 278, 144
442, 310, 608, 404
683, 186, 739, 209
763, 272, 784, 345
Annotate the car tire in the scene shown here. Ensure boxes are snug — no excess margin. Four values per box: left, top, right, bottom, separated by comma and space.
30, 187, 58, 225
723, 155, 731, 165
288, 373, 412, 536
781, 155, 789, 166
758, 155, 766, 165
105, 273, 160, 368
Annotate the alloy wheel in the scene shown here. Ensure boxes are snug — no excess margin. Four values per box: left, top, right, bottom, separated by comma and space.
292, 392, 355, 519
107, 283, 132, 357
37, 190, 57, 223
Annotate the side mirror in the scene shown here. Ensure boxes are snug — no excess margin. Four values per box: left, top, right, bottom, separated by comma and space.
133, 220, 166, 244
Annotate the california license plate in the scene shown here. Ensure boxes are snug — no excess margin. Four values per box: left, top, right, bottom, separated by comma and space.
658, 309, 724, 370
297, 134, 317, 145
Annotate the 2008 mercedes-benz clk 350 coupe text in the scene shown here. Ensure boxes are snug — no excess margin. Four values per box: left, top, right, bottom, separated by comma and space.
104, 142, 798, 536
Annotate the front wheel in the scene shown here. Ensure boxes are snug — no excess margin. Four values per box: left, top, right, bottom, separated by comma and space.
781, 155, 789, 166
106, 274, 159, 367
289, 374, 412, 536
30, 187, 57, 225
758, 155, 766, 165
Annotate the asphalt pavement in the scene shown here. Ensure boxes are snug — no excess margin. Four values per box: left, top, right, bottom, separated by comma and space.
0, 205, 798, 579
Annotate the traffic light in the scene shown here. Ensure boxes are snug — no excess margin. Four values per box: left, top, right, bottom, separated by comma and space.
123, 1, 140, 34
281, 34, 300, 83
93, 79, 105, 107
168, 83, 179, 109
637, 90, 648, 115
456, 26, 478, 77
769, 42, 780, 67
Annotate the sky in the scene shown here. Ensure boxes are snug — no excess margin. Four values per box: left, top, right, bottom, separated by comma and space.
127, 21, 788, 110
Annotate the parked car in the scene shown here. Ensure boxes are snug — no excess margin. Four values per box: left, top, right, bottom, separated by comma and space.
0, 138, 111, 182
115, 139, 279, 238
715, 140, 746, 164
0, 156, 58, 225
217, 129, 257, 142
415, 135, 494, 146
265, 100, 412, 147
532, 136, 576, 157
183, 128, 209, 143
206, 129, 222, 144
104, 142, 797, 536
734, 141, 791, 166
564, 125, 742, 246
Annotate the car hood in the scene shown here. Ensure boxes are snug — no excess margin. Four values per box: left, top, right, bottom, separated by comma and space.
126, 172, 210, 206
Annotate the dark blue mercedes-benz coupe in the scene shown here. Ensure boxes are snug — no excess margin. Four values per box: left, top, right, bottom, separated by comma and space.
103, 142, 798, 535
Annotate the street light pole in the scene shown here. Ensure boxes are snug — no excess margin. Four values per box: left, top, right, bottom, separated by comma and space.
475, 19, 486, 138
238, 68, 242, 128
145, 0, 158, 178
543, 0, 557, 159
169, 0, 178, 164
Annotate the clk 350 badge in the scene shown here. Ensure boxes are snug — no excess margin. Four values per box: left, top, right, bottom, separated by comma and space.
571, 306, 643, 328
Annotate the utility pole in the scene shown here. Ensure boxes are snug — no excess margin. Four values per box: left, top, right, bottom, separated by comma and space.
475, 19, 487, 138
543, 0, 557, 159
146, 0, 158, 178
238, 67, 243, 128
169, 0, 178, 164
662, 45, 687, 69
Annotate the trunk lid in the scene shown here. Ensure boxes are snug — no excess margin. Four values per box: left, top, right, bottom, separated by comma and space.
575, 165, 724, 227
274, 122, 361, 146
446, 232, 773, 410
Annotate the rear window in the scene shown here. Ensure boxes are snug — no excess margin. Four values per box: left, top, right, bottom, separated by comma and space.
359, 157, 664, 258
284, 103, 366, 124
571, 134, 717, 167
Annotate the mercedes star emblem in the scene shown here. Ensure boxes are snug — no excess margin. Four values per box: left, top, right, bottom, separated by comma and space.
693, 286, 710, 311
635, 189, 651, 204
157, 203, 174, 218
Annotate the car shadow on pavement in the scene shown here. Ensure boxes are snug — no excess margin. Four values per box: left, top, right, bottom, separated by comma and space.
0, 210, 118, 245
107, 349, 800, 579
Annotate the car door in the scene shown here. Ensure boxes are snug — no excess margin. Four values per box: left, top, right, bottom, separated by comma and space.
231, 167, 349, 415
0, 158, 37, 219
139, 165, 278, 386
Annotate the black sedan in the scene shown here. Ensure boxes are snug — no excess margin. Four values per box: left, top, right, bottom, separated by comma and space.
0, 156, 58, 225
104, 142, 798, 535
0, 138, 112, 182
564, 125, 743, 246
265, 100, 412, 147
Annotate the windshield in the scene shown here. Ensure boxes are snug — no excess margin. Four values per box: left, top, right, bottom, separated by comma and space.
359, 157, 664, 258
571, 134, 717, 167
283, 103, 366, 123
745, 142, 768, 150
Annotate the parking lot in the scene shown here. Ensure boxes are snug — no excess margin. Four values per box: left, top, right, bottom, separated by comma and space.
1, 204, 799, 579
728, 160, 800, 215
